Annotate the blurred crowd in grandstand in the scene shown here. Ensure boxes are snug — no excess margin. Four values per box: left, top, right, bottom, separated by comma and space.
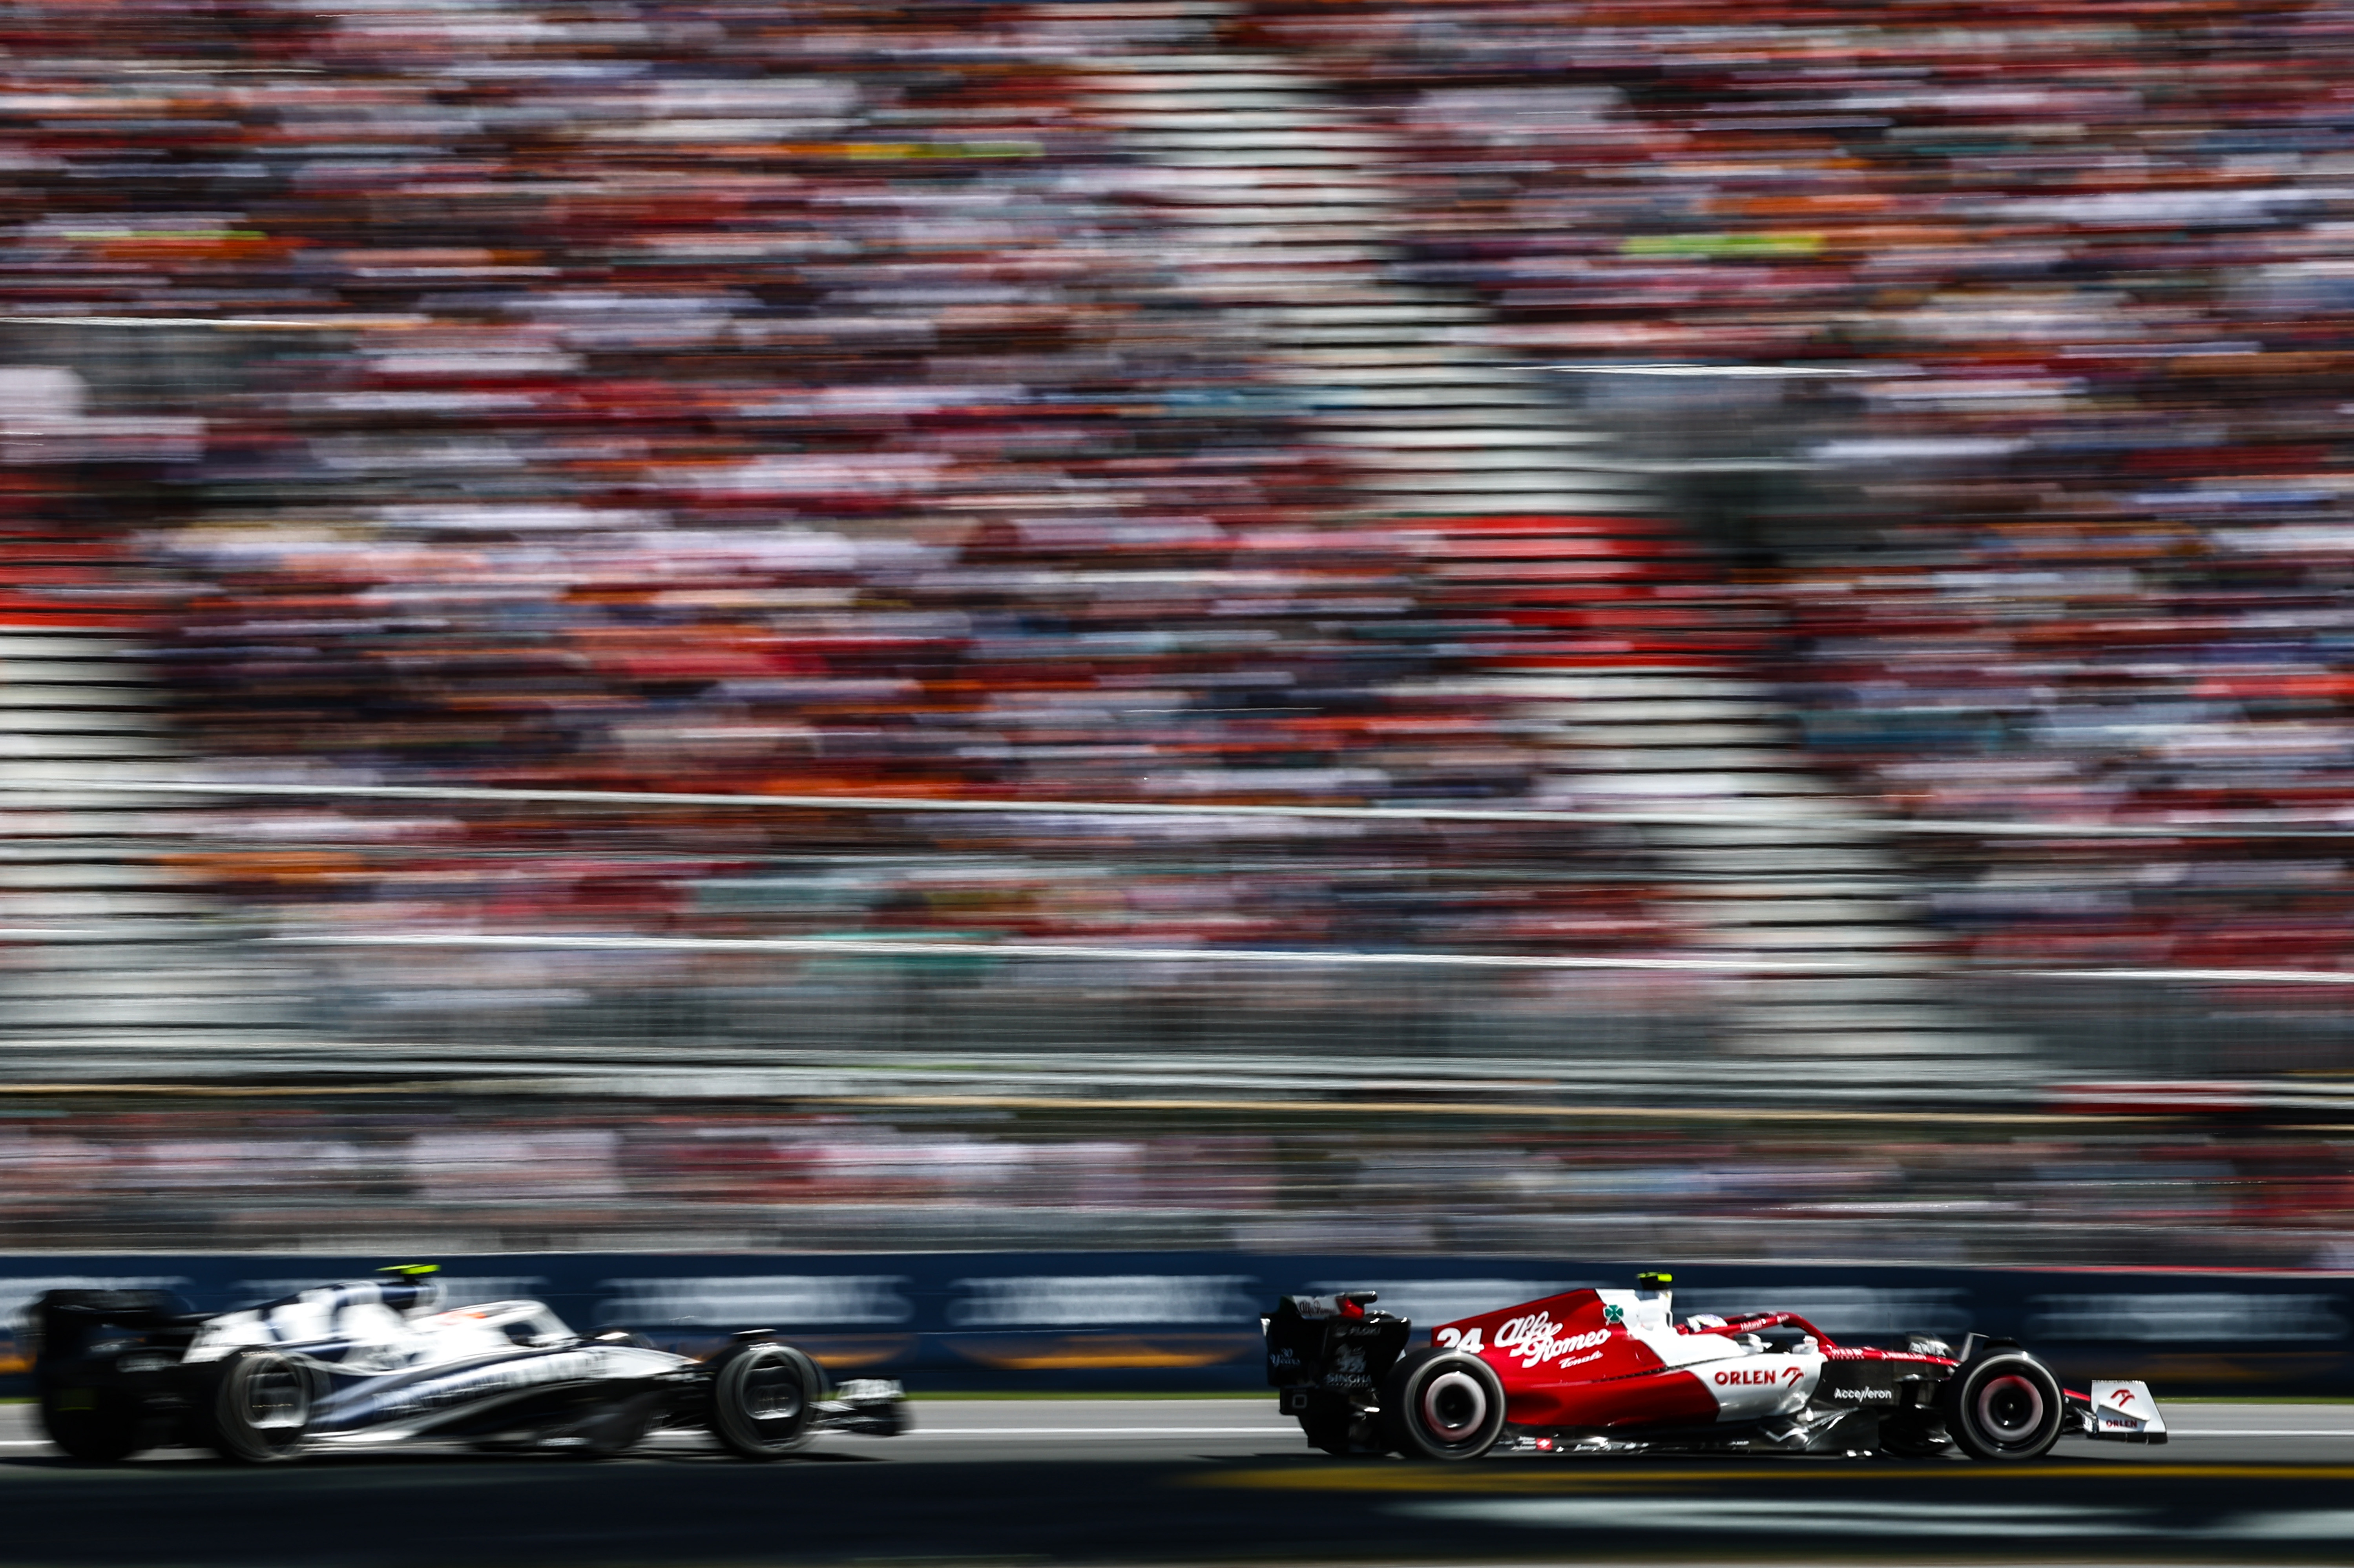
1304, 0, 2354, 973
5, 0, 2354, 971
9, 0, 2354, 1256
2, 0, 1691, 967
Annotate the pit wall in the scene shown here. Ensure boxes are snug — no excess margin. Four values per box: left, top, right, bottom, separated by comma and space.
4, 1253, 2344, 1398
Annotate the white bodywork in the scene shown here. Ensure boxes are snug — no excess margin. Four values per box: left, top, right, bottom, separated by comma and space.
1588, 1286, 1825, 1422
183, 1282, 686, 1447
2089, 1379, 2167, 1440
186, 1284, 571, 1373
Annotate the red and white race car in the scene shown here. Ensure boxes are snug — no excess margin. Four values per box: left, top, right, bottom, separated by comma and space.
1264, 1272, 2165, 1462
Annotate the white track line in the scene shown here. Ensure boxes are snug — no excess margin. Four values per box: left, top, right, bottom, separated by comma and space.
0, 1431, 1280, 1453
896, 1426, 2354, 1440
2169, 1429, 2354, 1437
10, 1429, 2349, 1450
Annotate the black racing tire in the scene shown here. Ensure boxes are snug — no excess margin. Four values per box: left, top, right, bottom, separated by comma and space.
197, 1349, 312, 1464
1380, 1347, 1507, 1462
706, 1340, 821, 1460
38, 1384, 143, 1463
1940, 1351, 2064, 1462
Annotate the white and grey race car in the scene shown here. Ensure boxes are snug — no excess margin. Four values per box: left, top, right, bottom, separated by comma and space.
26, 1267, 905, 1463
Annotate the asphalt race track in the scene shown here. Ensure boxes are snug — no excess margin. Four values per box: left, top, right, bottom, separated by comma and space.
11, 1400, 2354, 1566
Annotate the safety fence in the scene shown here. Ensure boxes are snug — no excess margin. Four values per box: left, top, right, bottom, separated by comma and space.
14, 926, 2354, 1092
20, 934, 2354, 1093
16, 773, 2354, 1090
4, 1252, 2350, 1398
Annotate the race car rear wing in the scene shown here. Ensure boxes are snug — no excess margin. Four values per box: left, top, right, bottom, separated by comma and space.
20, 1290, 207, 1384
1263, 1292, 1412, 1409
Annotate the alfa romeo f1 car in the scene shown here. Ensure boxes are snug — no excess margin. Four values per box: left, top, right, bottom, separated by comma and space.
26, 1267, 906, 1463
1266, 1273, 2166, 1462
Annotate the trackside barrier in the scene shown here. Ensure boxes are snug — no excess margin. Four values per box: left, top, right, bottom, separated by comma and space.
4, 1253, 2350, 1398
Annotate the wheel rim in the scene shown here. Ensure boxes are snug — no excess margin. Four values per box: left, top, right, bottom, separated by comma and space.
739, 1351, 804, 1425
243, 1361, 307, 1433
1975, 1374, 2046, 1445
1420, 1369, 1488, 1442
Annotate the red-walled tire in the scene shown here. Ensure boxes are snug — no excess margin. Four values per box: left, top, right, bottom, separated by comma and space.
1380, 1348, 1507, 1461
1941, 1351, 2064, 1462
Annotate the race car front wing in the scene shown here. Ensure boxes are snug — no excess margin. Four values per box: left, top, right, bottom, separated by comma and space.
2072, 1379, 2167, 1444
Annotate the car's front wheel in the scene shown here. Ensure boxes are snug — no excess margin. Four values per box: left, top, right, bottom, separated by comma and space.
1380, 1347, 1507, 1461
706, 1340, 821, 1460
1942, 1351, 2064, 1462
197, 1349, 312, 1464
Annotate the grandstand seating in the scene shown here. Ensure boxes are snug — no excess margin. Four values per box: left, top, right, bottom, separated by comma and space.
9, 0, 2354, 1262
1257, 0, 2354, 980
2, 0, 2352, 1068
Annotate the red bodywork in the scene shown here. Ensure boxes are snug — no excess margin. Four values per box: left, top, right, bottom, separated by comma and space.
1427, 1287, 1961, 1433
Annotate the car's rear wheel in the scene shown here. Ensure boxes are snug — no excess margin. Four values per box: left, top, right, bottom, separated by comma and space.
1380, 1347, 1507, 1461
1941, 1351, 2064, 1462
38, 1384, 142, 1462
706, 1341, 821, 1460
197, 1349, 312, 1464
